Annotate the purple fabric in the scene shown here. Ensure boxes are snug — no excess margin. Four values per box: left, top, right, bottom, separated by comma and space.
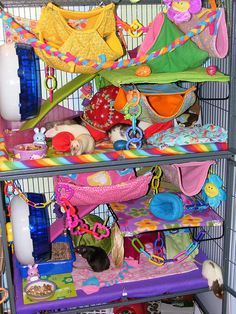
110, 195, 223, 235
14, 251, 208, 314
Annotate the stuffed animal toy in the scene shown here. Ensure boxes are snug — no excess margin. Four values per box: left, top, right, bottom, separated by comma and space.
33, 127, 46, 145
201, 174, 226, 208
163, 0, 202, 24
27, 264, 39, 283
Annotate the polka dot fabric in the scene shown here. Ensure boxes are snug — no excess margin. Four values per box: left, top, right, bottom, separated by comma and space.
82, 85, 130, 141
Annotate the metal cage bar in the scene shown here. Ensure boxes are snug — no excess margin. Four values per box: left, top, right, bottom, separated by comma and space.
0, 0, 235, 313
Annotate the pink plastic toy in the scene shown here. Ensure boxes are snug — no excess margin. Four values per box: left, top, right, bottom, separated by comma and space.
61, 198, 110, 240
206, 65, 218, 76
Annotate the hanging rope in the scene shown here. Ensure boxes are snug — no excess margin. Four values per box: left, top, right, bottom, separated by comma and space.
0, 8, 220, 71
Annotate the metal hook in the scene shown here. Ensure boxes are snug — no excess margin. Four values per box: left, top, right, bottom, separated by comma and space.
97, 1, 106, 6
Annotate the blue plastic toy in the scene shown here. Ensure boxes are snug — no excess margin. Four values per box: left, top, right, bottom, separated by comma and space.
0, 43, 41, 121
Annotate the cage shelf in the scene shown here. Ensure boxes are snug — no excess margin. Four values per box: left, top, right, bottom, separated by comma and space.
13, 250, 209, 314
0, 134, 230, 180
109, 195, 224, 237
99, 67, 230, 87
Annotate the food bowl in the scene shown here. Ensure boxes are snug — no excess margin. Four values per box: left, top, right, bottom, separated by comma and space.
13, 143, 47, 160
25, 280, 56, 302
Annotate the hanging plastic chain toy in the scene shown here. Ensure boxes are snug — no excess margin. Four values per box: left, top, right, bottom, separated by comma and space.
132, 230, 206, 266
154, 232, 165, 260
123, 90, 143, 150
4, 181, 15, 216
44, 65, 57, 102
60, 197, 110, 240
115, 16, 145, 38
4, 180, 53, 210
151, 166, 162, 195
173, 230, 206, 263
132, 237, 165, 266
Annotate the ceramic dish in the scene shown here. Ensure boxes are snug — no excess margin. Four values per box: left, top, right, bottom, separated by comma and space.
13, 143, 47, 160
25, 280, 56, 302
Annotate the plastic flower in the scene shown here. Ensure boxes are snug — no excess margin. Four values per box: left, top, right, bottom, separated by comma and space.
202, 174, 226, 208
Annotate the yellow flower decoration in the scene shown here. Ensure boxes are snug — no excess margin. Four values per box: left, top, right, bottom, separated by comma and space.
180, 215, 203, 227
110, 202, 127, 212
135, 219, 160, 232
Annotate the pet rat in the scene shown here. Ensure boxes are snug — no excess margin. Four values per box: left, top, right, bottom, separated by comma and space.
70, 133, 95, 156
75, 245, 110, 272
202, 259, 224, 299
45, 122, 90, 139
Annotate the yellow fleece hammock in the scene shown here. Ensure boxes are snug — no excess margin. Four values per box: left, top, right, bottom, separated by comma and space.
34, 2, 124, 73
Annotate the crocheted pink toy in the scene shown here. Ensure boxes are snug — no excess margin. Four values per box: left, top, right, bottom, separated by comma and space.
164, 0, 202, 24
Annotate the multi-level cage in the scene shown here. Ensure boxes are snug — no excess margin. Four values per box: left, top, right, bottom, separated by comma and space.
0, 0, 235, 313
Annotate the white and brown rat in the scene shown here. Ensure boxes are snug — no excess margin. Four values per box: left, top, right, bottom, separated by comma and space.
202, 259, 224, 299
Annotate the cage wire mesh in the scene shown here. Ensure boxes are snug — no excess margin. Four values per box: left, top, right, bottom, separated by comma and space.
0, 0, 234, 313
0, 225, 9, 314
225, 164, 236, 293
0, 1, 166, 224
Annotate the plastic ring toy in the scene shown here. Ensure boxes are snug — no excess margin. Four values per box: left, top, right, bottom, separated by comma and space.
126, 126, 143, 150
126, 126, 143, 141
126, 137, 142, 150
128, 19, 144, 38
0, 288, 8, 305
44, 75, 57, 91
124, 103, 142, 120
131, 238, 144, 252
4, 181, 15, 197
126, 90, 140, 105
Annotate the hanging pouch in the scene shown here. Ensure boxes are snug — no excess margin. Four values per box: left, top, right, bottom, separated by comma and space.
161, 161, 215, 196
34, 2, 124, 73
137, 12, 208, 73
177, 7, 228, 58
114, 83, 196, 124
